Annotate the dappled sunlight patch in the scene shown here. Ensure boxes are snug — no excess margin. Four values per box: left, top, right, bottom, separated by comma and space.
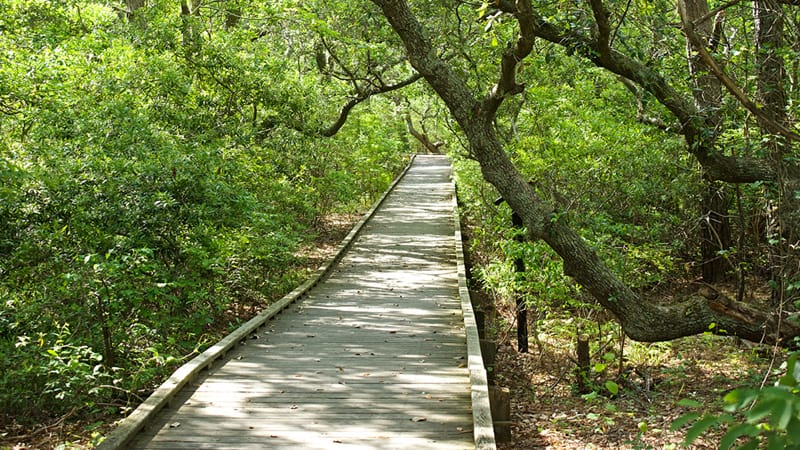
492, 318, 777, 449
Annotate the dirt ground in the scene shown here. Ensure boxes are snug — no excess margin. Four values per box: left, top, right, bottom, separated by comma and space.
489, 307, 779, 449
1, 213, 782, 449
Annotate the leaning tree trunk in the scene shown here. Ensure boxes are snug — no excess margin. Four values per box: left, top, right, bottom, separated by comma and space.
754, 0, 800, 307
371, 0, 800, 345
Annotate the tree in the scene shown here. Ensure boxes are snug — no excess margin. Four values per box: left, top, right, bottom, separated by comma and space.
678, 0, 732, 283
0, 0, 412, 421
124, 0, 145, 20
751, 0, 800, 308
368, 0, 800, 344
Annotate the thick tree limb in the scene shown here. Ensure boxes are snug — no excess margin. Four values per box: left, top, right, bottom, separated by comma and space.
589, 0, 612, 57
482, 0, 535, 118
371, 0, 797, 345
405, 114, 444, 153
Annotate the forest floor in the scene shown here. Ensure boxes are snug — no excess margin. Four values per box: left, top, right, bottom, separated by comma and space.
0, 214, 360, 450
486, 292, 781, 449
2, 213, 782, 449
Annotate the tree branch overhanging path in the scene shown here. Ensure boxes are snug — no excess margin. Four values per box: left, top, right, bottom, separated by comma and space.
369, 0, 800, 345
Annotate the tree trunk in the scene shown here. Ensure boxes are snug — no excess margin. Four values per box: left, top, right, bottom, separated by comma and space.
678, 0, 732, 282
371, 0, 800, 345
700, 182, 732, 282
125, 0, 145, 21
754, 0, 800, 306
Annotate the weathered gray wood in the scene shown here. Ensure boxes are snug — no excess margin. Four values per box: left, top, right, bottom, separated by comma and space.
98, 157, 417, 450
489, 386, 512, 443
452, 179, 497, 449
107, 155, 485, 450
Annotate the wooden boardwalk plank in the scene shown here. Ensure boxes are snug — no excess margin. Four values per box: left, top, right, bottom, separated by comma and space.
123, 155, 485, 449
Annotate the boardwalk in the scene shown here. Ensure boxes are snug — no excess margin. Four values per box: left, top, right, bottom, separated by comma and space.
119, 155, 486, 449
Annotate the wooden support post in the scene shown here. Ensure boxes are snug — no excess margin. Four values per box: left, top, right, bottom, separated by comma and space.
475, 309, 486, 340
494, 196, 529, 354
576, 334, 591, 394
480, 339, 497, 386
489, 386, 511, 443
515, 294, 528, 353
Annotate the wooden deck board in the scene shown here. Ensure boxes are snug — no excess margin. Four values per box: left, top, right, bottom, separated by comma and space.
126, 155, 480, 449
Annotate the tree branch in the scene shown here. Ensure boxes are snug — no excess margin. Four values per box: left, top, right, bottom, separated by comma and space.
589, 0, 611, 58
691, 0, 741, 27
616, 76, 678, 132
320, 72, 422, 137
371, 0, 798, 345
405, 113, 444, 153
497, 5, 777, 183
482, 0, 536, 118
681, 13, 800, 142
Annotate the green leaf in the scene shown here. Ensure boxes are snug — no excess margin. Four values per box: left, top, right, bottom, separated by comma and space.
787, 417, 800, 444
774, 399, 793, 430
746, 398, 780, 424
684, 415, 719, 444
737, 441, 759, 450
677, 398, 702, 408
605, 380, 619, 396
593, 363, 607, 372
724, 389, 759, 411
766, 434, 787, 450
718, 423, 759, 450
670, 412, 699, 431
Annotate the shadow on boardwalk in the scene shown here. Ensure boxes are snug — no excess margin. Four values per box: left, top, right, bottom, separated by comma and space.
127, 155, 476, 449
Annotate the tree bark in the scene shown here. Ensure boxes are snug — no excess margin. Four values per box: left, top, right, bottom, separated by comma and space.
700, 182, 732, 282
125, 0, 145, 21
370, 0, 800, 344
678, 0, 733, 282
753, 0, 800, 306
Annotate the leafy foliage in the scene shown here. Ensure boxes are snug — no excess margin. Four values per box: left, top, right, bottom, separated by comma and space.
0, 0, 407, 423
672, 353, 800, 449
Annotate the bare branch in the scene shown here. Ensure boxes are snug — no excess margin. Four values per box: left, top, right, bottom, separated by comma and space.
616, 76, 678, 132
322, 37, 363, 94
482, 0, 536, 118
691, 0, 741, 27
405, 114, 445, 153
320, 73, 422, 137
